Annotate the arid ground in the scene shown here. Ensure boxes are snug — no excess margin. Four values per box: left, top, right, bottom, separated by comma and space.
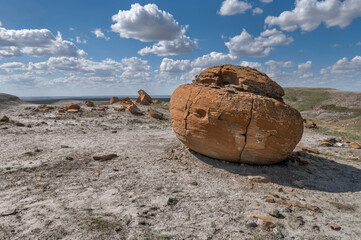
0, 89, 360, 240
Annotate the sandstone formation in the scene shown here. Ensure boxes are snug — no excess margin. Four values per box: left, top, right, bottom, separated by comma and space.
152, 99, 161, 104
65, 103, 80, 110
121, 98, 143, 115
148, 108, 163, 119
85, 101, 95, 107
169, 64, 304, 164
136, 89, 152, 105
110, 97, 120, 105
0, 115, 9, 122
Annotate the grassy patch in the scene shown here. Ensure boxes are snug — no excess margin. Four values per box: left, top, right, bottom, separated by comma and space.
284, 87, 331, 111
330, 201, 356, 211
320, 104, 361, 118
152, 104, 169, 110
127, 119, 145, 125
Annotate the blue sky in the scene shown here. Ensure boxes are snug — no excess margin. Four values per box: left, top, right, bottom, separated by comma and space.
0, 0, 361, 97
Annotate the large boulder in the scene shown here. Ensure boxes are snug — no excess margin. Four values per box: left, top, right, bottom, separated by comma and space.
169, 64, 303, 164
136, 89, 152, 105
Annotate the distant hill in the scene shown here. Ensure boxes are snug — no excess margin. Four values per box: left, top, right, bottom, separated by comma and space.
0, 93, 22, 110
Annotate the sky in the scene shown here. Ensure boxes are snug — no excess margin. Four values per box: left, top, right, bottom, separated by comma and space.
0, 0, 361, 97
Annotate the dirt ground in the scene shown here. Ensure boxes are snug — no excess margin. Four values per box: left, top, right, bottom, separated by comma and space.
0, 101, 360, 240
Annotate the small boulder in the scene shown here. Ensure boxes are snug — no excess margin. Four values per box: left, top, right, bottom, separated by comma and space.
93, 154, 118, 161
136, 89, 152, 105
121, 98, 142, 115
148, 108, 163, 119
113, 106, 125, 112
350, 142, 360, 149
304, 119, 317, 128
110, 97, 120, 105
152, 99, 161, 104
65, 103, 80, 110
320, 141, 333, 147
66, 109, 79, 113
300, 146, 319, 154
0, 116, 9, 122
85, 100, 95, 107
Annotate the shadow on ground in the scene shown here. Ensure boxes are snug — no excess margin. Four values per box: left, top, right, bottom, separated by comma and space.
190, 150, 361, 193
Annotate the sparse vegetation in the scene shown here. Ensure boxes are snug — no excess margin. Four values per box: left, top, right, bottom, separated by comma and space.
284, 87, 331, 111
152, 104, 169, 110
329, 201, 356, 211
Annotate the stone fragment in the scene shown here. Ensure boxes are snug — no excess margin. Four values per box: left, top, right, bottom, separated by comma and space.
66, 109, 79, 113
170, 65, 303, 164
136, 89, 152, 105
65, 103, 80, 110
148, 108, 163, 119
113, 106, 125, 112
110, 97, 120, 105
93, 154, 118, 161
0, 116, 9, 122
121, 98, 143, 115
265, 198, 275, 203
247, 175, 271, 183
188, 180, 198, 185
85, 100, 95, 107
304, 119, 317, 128
299, 146, 319, 154
330, 224, 341, 231
320, 141, 333, 147
350, 142, 361, 149
152, 99, 161, 104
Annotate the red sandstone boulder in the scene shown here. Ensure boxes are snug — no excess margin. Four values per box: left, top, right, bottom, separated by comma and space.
121, 98, 142, 115
148, 108, 163, 119
113, 106, 125, 112
110, 97, 120, 105
65, 103, 80, 110
0, 116, 9, 122
136, 89, 152, 105
350, 142, 361, 149
169, 64, 303, 164
85, 100, 95, 107
152, 99, 161, 104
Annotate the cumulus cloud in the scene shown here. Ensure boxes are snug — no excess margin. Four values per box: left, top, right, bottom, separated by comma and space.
240, 61, 262, 69
138, 34, 197, 56
298, 61, 312, 71
260, 0, 273, 3
265, 0, 361, 32
225, 28, 293, 57
218, 0, 252, 16
0, 21, 2, 26
92, 28, 109, 40
0, 27, 86, 58
191, 52, 238, 68
160, 58, 192, 74
265, 60, 294, 68
321, 56, 361, 74
111, 3, 183, 42
252, 7, 263, 15
76, 36, 87, 44
121, 57, 152, 82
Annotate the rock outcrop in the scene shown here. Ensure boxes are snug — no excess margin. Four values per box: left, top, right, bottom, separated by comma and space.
121, 98, 143, 115
85, 101, 95, 107
148, 108, 163, 119
169, 64, 303, 164
136, 90, 152, 105
110, 97, 120, 105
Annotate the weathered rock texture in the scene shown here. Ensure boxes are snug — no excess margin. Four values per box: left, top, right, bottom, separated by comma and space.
136, 90, 152, 105
169, 64, 304, 164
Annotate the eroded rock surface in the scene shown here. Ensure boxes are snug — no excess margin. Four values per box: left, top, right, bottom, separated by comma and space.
170, 64, 303, 164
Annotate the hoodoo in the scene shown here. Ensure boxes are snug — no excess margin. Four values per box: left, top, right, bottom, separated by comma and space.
169, 64, 303, 164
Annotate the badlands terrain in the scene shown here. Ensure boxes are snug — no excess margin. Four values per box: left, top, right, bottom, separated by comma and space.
0, 88, 360, 240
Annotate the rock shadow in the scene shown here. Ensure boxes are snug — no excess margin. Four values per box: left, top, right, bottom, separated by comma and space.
189, 150, 361, 193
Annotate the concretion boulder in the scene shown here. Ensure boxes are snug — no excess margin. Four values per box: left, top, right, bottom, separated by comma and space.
0, 115, 9, 122
65, 103, 80, 110
136, 89, 152, 105
169, 64, 303, 164
148, 108, 163, 119
85, 100, 95, 107
121, 98, 142, 115
110, 97, 120, 105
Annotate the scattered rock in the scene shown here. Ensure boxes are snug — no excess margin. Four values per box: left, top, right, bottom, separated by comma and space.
273, 227, 285, 238
293, 214, 303, 219
265, 198, 275, 203
188, 180, 198, 185
121, 98, 143, 115
0, 116, 9, 122
253, 215, 277, 228
299, 146, 319, 154
320, 141, 333, 147
93, 154, 118, 161
85, 100, 95, 107
330, 224, 341, 231
269, 209, 283, 219
110, 97, 120, 105
350, 142, 361, 149
167, 198, 179, 206
306, 204, 319, 211
303, 119, 317, 128
169, 64, 303, 164
58, 109, 65, 113
148, 108, 163, 119
292, 201, 305, 208
112, 130, 117, 133
65, 103, 80, 110
152, 99, 161, 104
66, 109, 80, 113
136, 89, 152, 105
15, 122, 25, 127
246, 221, 258, 229
0, 209, 19, 217
113, 106, 125, 112
66, 157, 74, 161
247, 175, 271, 183
60, 145, 69, 148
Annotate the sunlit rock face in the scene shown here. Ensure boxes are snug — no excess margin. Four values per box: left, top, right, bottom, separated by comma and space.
170, 64, 303, 165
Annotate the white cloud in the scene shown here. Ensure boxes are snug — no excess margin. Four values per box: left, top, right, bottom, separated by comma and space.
191, 52, 238, 68
160, 58, 191, 74
121, 57, 152, 82
265, 0, 361, 32
69, 27, 75, 31
252, 7, 263, 15
76, 36, 87, 44
218, 0, 252, 16
260, 0, 273, 3
0, 21, 2, 26
225, 28, 293, 57
356, 41, 361, 46
331, 43, 340, 47
321, 56, 361, 74
92, 28, 109, 40
240, 61, 262, 69
111, 3, 183, 42
138, 34, 197, 56
298, 61, 312, 71
0, 27, 86, 58
265, 60, 294, 68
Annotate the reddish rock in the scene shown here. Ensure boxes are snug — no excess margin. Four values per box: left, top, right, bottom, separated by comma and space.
152, 99, 161, 104
98, 106, 106, 111
306, 204, 319, 211
65, 103, 80, 110
303, 119, 317, 128
110, 97, 120, 105
320, 141, 333, 147
300, 146, 319, 154
58, 109, 65, 113
148, 108, 163, 119
136, 89, 152, 105
85, 100, 95, 107
350, 142, 361, 149
188, 180, 198, 185
0, 116, 9, 122
38, 104, 47, 108
265, 198, 275, 203
330, 224, 341, 231
66, 109, 79, 113
121, 98, 143, 115
32, 108, 39, 112
170, 65, 303, 164
292, 201, 305, 208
